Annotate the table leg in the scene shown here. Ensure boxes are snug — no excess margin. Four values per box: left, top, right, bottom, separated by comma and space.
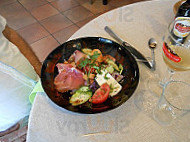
103, 0, 107, 5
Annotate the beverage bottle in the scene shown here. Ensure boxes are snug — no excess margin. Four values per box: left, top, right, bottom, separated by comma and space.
172, 0, 190, 43
162, 1, 190, 71
176, 0, 190, 18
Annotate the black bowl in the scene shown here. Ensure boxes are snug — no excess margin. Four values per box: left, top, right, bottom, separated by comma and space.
41, 37, 139, 114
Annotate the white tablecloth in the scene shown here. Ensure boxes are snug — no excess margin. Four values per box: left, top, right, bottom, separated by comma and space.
27, 0, 190, 141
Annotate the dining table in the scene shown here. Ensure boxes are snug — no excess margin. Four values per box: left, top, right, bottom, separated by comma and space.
26, 0, 190, 141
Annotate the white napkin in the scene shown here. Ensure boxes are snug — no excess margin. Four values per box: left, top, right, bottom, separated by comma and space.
0, 61, 36, 131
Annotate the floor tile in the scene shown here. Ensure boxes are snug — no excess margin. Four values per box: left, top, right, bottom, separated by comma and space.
40, 14, 73, 34
63, 6, 94, 23
0, 0, 17, 6
82, 0, 115, 14
53, 24, 79, 44
16, 22, 49, 44
76, 15, 96, 27
51, 0, 79, 12
0, 2, 36, 30
31, 35, 60, 62
31, 4, 59, 21
18, 0, 48, 11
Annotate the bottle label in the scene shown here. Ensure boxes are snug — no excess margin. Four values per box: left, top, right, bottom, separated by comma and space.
173, 17, 190, 38
163, 42, 181, 62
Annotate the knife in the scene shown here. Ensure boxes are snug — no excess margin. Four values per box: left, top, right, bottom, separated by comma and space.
104, 26, 152, 69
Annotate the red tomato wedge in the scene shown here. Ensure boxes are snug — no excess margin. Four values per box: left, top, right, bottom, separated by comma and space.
89, 83, 110, 104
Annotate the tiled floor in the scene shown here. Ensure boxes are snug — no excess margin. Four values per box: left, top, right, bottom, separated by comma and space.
0, 0, 147, 141
0, 0, 147, 62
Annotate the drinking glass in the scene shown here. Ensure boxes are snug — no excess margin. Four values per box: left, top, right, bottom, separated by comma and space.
153, 81, 190, 125
161, 19, 190, 84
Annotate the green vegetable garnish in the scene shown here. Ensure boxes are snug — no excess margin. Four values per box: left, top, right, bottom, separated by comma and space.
104, 72, 110, 80
69, 86, 92, 106
90, 51, 100, 59
78, 51, 100, 85
119, 64, 123, 74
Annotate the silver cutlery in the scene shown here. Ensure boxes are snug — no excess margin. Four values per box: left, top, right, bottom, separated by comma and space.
104, 26, 152, 69
148, 38, 157, 71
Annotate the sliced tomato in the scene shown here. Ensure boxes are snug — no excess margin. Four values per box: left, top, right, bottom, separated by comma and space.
89, 83, 110, 104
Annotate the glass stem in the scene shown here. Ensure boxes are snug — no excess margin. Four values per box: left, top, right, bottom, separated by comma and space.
160, 68, 175, 86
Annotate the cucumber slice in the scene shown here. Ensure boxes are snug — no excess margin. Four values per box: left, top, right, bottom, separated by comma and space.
78, 86, 90, 92
106, 59, 119, 71
69, 86, 92, 106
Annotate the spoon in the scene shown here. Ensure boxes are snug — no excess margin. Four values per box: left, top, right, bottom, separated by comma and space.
148, 38, 157, 71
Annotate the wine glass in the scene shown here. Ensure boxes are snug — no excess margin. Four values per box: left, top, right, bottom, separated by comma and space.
153, 80, 190, 125
161, 19, 190, 84
146, 19, 190, 95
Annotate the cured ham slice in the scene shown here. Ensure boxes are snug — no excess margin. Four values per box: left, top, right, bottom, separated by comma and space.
56, 63, 73, 73
54, 63, 85, 93
68, 50, 87, 64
